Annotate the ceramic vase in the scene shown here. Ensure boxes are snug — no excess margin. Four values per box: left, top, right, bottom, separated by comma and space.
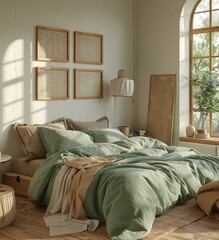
186, 125, 195, 137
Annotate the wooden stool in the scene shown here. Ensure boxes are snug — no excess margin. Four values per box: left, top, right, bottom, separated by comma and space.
0, 184, 16, 228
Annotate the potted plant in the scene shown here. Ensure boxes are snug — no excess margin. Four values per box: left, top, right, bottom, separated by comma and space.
192, 71, 219, 138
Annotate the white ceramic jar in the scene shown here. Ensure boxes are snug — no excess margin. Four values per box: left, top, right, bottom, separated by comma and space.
186, 125, 195, 137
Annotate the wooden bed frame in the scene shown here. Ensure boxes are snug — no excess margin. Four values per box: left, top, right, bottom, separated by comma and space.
3, 172, 32, 197
2, 119, 218, 239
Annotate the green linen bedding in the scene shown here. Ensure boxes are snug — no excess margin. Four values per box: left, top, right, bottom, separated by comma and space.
28, 127, 219, 240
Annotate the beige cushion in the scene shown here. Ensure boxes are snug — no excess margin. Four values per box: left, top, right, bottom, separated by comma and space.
11, 157, 45, 176
14, 118, 66, 160
67, 116, 109, 130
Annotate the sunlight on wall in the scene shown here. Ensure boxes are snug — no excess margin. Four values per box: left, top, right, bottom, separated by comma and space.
30, 102, 48, 123
30, 41, 48, 124
2, 39, 25, 129
179, 10, 186, 63
2, 83, 24, 123
179, 6, 190, 136
1, 39, 47, 130
3, 40, 24, 81
179, 0, 197, 136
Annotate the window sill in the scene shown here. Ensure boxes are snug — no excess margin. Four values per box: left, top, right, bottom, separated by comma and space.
179, 136, 219, 145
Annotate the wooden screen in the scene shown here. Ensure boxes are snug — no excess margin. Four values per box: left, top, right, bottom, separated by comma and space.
146, 74, 176, 145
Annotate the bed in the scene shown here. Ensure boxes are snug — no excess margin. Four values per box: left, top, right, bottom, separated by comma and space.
4, 116, 109, 195
8, 117, 219, 240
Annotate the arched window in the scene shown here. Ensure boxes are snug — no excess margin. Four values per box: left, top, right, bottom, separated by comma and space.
190, 0, 219, 136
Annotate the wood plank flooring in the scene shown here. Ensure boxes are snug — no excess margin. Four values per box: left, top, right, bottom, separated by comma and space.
0, 196, 218, 240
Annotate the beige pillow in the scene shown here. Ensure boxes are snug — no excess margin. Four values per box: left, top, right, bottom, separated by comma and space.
14, 118, 66, 160
66, 116, 109, 130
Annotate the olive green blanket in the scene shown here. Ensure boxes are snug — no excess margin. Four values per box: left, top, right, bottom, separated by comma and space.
28, 133, 219, 240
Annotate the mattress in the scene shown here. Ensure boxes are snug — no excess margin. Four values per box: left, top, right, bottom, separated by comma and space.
11, 157, 45, 176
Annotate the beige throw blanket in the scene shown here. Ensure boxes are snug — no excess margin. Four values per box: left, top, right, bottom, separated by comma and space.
44, 156, 117, 236
195, 180, 219, 220
65, 156, 117, 219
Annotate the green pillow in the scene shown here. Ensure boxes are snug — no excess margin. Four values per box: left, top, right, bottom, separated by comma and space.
38, 127, 94, 155
82, 128, 127, 143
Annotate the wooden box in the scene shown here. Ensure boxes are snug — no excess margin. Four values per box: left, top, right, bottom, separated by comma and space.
3, 172, 32, 197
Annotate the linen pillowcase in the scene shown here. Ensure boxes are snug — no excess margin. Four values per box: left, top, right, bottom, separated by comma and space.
82, 128, 128, 143
38, 127, 94, 156
66, 116, 109, 130
14, 118, 67, 160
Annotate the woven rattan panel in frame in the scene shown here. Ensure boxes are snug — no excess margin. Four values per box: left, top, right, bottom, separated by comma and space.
74, 69, 103, 99
146, 74, 176, 145
37, 67, 69, 100
37, 26, 69, 62
74, 31, 103, 64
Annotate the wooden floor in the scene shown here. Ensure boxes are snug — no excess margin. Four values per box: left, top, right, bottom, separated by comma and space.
0, 196, 219, 240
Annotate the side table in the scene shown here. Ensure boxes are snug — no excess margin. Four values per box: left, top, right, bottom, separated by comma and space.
0, 184, 16, 228
0, 154, 12, 183
0, 154, 11, 163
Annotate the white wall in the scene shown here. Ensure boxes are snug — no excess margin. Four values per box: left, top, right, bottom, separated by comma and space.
0, 0, 134, 158
133, 0, 186, 145
0, 0, 199, 159
179, 0, 197, 137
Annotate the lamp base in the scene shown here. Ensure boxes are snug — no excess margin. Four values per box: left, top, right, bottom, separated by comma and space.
118, 126, 129, 136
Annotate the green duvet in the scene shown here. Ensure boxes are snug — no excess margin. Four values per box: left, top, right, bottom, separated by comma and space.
28, 132, 219, 240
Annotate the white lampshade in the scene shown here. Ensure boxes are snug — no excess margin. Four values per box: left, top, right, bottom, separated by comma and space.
110, 69, 134, 97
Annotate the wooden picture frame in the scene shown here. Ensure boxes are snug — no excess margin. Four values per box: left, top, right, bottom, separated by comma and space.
74, 68, 103, 99
36, 26, 69, 62
36, 67, 70, 100
74, 31, 103, 64
146, 74, 176, 145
